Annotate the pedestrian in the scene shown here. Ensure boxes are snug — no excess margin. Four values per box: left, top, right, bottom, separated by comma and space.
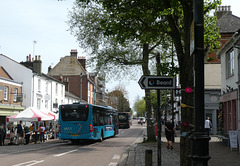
0, 125, 4, 146
204, 117, 212, 136
24, 125, 30, 144
16, 121, 24, 145
39, 123, 45, 143
2, 124, 6, 145
165, 119, 175, 150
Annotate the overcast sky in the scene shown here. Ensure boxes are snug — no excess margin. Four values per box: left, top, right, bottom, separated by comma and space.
0, 0, 239, 109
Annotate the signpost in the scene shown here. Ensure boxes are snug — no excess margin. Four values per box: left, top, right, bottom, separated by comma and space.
138, 72, 175, 166
138, 76, 175, 90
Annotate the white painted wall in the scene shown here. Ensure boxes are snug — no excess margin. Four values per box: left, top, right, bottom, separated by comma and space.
204, 63, 221, 89
0, 54, 33, 107
32, 74, 65, 113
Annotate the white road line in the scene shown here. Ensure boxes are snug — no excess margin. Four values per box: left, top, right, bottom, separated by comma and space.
12, 160, 44, 166
108, 162, 118, 166
54, 149, 78, 157
112, 154, 120, 160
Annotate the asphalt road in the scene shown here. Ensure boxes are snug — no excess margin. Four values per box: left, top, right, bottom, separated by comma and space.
0, 120, 144, 166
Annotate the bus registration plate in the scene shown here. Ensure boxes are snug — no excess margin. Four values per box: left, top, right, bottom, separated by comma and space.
72, 134, 79, 136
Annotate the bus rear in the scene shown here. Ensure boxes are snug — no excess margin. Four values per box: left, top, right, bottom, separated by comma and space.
59, 104, 118, 142
58, 104, 94, 141
118, 112, 132, 128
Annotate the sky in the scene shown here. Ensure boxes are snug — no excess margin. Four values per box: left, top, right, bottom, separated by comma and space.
0, 0, 239, 109
0, 0, 144, 109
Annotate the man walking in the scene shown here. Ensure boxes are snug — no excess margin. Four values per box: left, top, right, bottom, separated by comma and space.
39, 123, 45, 143
165, 119, 176, 150
204, 117, 212, 136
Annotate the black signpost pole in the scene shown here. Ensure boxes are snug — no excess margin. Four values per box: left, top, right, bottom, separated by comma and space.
156, 53, 161, 166
189, 0, 210, 165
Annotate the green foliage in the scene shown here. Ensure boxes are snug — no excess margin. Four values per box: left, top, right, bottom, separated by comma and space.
134, 98, 146, 117
106, 89, 131, 112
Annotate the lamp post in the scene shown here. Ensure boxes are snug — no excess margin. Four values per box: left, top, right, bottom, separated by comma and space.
189, 0, 210, 165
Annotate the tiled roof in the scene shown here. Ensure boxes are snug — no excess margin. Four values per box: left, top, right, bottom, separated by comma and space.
217, 13, 240, 33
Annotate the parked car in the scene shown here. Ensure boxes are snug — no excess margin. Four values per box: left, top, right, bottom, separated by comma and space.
138, 117, 146, 124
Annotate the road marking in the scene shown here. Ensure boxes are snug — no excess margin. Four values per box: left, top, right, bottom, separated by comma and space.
112, 154, 120, 160
108, 162, 118, 166
54, 149, 78, 157
12, 160, 44, 166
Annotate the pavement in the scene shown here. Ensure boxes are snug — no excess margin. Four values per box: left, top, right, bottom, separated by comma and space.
120, 128, 240, 166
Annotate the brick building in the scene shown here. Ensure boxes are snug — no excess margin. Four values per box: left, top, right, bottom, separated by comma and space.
48, 49, 95, 104
0, 66, 24, 125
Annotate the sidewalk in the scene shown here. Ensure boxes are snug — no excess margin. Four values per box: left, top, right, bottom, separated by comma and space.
121, 129, 240, 166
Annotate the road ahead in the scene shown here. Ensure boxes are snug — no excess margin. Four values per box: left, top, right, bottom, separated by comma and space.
0, 120, 145, 166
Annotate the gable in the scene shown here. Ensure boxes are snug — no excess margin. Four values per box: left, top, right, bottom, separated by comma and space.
0, 66, 13, 80
48, 56, 85, 76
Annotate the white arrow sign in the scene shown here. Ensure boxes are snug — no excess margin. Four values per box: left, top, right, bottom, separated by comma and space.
138, 76, 175, 89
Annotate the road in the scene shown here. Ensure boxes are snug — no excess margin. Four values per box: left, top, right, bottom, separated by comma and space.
0, 120, 145, 166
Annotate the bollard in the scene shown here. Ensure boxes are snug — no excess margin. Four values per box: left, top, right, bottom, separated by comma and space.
145, 149, 153, 166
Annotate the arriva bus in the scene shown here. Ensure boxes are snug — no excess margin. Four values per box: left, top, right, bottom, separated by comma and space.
58, 103, 119, 143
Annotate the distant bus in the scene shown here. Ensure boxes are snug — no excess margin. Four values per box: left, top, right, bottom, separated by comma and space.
58, 103, 119, 143
118, 112, 132, 128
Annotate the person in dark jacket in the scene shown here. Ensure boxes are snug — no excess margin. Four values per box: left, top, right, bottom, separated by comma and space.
165, 119, 176, 150
0, 125, 4, 146
24, 125, 30, 144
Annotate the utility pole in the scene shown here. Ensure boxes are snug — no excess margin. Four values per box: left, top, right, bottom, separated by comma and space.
171, 37, 175, 143
189, 0, 210, 165
156, 53, 162, 166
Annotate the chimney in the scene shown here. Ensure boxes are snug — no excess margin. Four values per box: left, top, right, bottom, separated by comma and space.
78, 56, 86, 69
33, 55, 42, 73
29, 54, 31, 62
70, 49, 78, 57
217, 6, 232, 19
26, 56, 29, 62
48, 65, 52, 73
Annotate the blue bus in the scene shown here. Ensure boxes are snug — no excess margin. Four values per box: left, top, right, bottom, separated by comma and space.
58, 103, 119, 142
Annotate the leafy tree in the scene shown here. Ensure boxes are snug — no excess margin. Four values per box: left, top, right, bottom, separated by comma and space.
68, 0, 221, 165
68, 0, 171, 141
133, 97, 146, 117
106, 86, 131, 113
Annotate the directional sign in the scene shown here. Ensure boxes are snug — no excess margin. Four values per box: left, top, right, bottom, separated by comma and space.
138, 76, 175, 89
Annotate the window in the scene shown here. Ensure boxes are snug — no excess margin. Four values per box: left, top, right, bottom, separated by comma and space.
14, 88, 18, 102
226, 49, 234, 78
46, 82, 49, 94
61, 105, 89, 121
37, 98, 41, 109
45, 100, 48, 109
4, 86, 9, 100
38, 79, 41, 92
61, 85, 63, 97
55, 83, 58, 96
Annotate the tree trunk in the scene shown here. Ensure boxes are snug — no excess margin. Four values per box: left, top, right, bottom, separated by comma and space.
142, 43, 156, 141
